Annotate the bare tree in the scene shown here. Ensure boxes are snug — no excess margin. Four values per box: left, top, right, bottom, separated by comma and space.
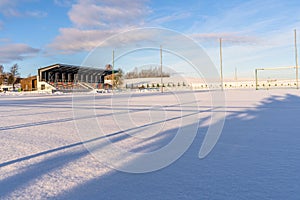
0, 65, 3, 85
9, 64, 20, 90
114, 68, 123, 88
125, 66, 170, 79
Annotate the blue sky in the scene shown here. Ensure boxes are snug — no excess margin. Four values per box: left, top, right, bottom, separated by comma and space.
1, 0, 300, 79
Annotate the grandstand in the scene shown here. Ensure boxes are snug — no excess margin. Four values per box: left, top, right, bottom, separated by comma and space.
37, 64, 116, 92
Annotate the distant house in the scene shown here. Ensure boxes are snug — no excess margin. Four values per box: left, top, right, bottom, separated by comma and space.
20, 76, 37, 91
0, 76, 22, 92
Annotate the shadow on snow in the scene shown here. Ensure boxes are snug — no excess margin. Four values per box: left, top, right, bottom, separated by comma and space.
0, 93, 300, 199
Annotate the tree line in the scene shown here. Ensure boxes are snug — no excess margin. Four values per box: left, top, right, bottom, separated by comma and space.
0, 64, 20, 90
125, 67, 170, 79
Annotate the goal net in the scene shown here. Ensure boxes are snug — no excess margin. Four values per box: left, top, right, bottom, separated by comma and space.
255, 66, 298, 89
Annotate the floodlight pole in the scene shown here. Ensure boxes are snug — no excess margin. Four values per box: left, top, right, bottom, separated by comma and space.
160, 45, 163, 93
235, 67, 237, 81
112, 50, 115, 91
294, 29, 299, 89
255, 69, 258, 90
219, 38, 224, 90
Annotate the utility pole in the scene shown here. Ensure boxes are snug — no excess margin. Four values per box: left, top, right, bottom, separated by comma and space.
219, 38, 224, 90
160, 45, 163, 93
294, 29, 299, 89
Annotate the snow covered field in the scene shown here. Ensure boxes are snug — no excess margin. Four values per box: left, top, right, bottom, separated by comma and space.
1, 89, 300, 199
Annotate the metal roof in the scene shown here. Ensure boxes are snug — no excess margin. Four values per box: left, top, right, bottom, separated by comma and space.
38, 63, 117, 77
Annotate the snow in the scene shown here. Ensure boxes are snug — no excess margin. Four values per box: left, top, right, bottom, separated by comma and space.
1, 89, 300, 199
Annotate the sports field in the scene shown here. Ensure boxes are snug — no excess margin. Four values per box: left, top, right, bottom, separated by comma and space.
1, 89, 300, 199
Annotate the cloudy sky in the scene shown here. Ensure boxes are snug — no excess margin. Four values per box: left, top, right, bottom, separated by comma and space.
1, 0, 300, 78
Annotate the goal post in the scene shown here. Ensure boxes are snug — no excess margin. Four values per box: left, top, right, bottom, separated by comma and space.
255, 66, 298, 90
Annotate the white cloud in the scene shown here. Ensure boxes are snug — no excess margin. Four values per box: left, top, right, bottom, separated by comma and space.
191, 32, 261, 46
49, 0, 151, 53
1, 8, 21, 17
47, 27, 161, 53
68, 0, 149, 28
185, 0, 300, 77
0, 1, 19, 17
148, 12, 191, 26
25, 10, 48, 18
0, 38, 11, 43
0, 0, 47, 18
190, 0, 299, 36
0, 0, 14, 8
0, 43, 40, 63
54, 0, 75, 7
47, 28, 115, 53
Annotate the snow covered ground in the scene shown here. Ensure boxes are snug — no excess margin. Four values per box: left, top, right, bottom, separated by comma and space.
1, 89, 300, 199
